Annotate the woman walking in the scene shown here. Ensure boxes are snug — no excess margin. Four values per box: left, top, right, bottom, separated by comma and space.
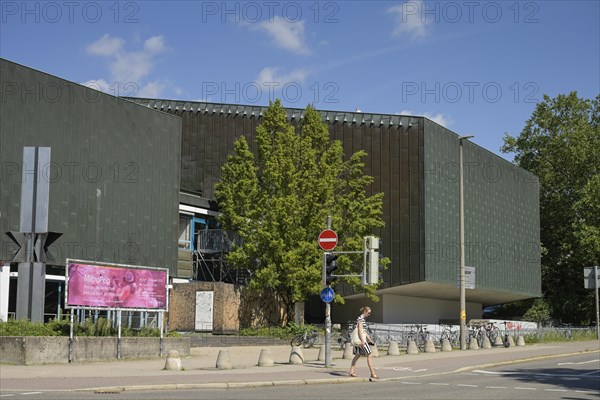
349, 306, 378, 379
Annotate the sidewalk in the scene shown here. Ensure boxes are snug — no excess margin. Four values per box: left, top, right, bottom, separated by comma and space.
1, 340, 598, 393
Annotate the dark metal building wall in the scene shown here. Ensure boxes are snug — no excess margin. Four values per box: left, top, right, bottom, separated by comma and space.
167, 108, 426, 289
423, 120, 541, 297
0, 59, 181, 273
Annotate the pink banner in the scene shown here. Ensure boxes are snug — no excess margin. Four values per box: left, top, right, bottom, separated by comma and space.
67, 263, 167, 309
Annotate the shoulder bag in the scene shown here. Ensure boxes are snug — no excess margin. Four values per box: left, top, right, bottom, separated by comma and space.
350, 326, 362, 346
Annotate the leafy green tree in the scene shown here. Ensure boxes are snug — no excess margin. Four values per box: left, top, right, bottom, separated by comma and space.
502, 92, 600, 324
522, 298, 552, 326
215, 100, 387, 325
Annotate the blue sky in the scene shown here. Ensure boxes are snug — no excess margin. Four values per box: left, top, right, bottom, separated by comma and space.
1, 0, 598, 160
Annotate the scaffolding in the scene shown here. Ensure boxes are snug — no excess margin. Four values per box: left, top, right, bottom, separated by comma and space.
193, 230, 250, 284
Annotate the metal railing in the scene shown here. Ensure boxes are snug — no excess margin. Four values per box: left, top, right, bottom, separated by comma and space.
196, 229, 241, 253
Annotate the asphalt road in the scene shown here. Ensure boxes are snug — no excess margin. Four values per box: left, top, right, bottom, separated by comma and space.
2, 352, 597, 400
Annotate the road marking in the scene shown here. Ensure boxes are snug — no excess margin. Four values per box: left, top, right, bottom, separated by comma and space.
413, 369, 427, 372
558, 360, 599, 365
515, 387, 537, 390
576, 390, 600, 394
429, 383, 450, 386
474, 369, 589, 378
19, 394, 42, 396
0, 395, 15, 398
401, 382, 422, 385
544, 389, 567, 392
457, 384, 478, 387
485, 386, 507, 389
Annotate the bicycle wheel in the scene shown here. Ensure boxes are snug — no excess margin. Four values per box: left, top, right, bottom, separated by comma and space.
303, 334, 317, 348
290, 334, 303, 347
476, 331, 485, 347
451, 332, 460, 348
488, 327, 500, 346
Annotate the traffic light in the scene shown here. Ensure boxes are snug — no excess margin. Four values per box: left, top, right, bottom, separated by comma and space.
325, 254, 338, 286
365, 236, 379, 285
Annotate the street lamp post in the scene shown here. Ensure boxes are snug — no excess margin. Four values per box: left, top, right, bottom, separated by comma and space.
459, 135, 474, 350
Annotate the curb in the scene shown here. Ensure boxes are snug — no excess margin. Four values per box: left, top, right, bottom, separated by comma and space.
453, 349, 600, 373
80, 378, 363, 393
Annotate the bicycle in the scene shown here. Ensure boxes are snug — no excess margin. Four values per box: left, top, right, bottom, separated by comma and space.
439, 324, 459, 348
407, 324, 429, 351
500, 321, 511, 347
336, 322, 353, 350
484, 322, 500, 346
467, 324, 485, 347
290, 329, 319, 348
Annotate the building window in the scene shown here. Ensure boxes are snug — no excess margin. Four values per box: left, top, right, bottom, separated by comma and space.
179, 215, 192, 250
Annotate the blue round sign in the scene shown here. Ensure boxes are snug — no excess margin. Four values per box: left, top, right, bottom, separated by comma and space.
320, 287, 335, 303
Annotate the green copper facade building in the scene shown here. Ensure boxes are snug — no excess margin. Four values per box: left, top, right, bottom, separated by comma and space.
1, 59, 540, 323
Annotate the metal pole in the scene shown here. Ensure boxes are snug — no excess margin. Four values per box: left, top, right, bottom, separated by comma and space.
117, 310, 122, 359
68, 310, 74, 363
325, 216, 332, 368
458, 135, 473, 350
594, 265, 600, 340
459, 139, 466, 350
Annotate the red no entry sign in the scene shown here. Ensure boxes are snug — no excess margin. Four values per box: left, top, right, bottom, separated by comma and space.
318, 229, 338, 251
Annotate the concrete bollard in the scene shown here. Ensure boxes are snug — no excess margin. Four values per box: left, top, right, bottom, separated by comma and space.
387, 341, 400, 356
216, 349, 233, 370
371, 343, 380, 357
481, 336, 492, 349
289, 346, 304, 364
517, 336, 526, 346
469, 337, 479, 350
317, 345, 325, 361
406, 340, 418, 355
258, 348, 274, 367
343, 343, 354, 359
508, 336, 515, 347
164, 350, 182, 371
441, 338, 452, 352
494, 335, 504, 347
424, 338, 436, 353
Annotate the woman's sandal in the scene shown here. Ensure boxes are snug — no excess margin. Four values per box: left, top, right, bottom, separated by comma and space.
349, 373, 357, 377
370, 374, 379, 379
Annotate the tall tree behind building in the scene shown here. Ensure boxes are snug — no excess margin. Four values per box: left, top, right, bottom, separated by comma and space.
502, 92, 600, 324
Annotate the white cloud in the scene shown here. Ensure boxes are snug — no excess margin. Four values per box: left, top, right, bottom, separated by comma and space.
137, 81, 167, 98
399, 109, 453, 127
86, 34, 124, 56
254, 17, 310, 55
84, 34, 169, 98
388, 1, 430, 40
144, 35, 166, 54
256, 67, 309, 87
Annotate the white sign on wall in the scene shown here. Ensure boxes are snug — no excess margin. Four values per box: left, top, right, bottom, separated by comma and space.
195, 291, 214, 331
